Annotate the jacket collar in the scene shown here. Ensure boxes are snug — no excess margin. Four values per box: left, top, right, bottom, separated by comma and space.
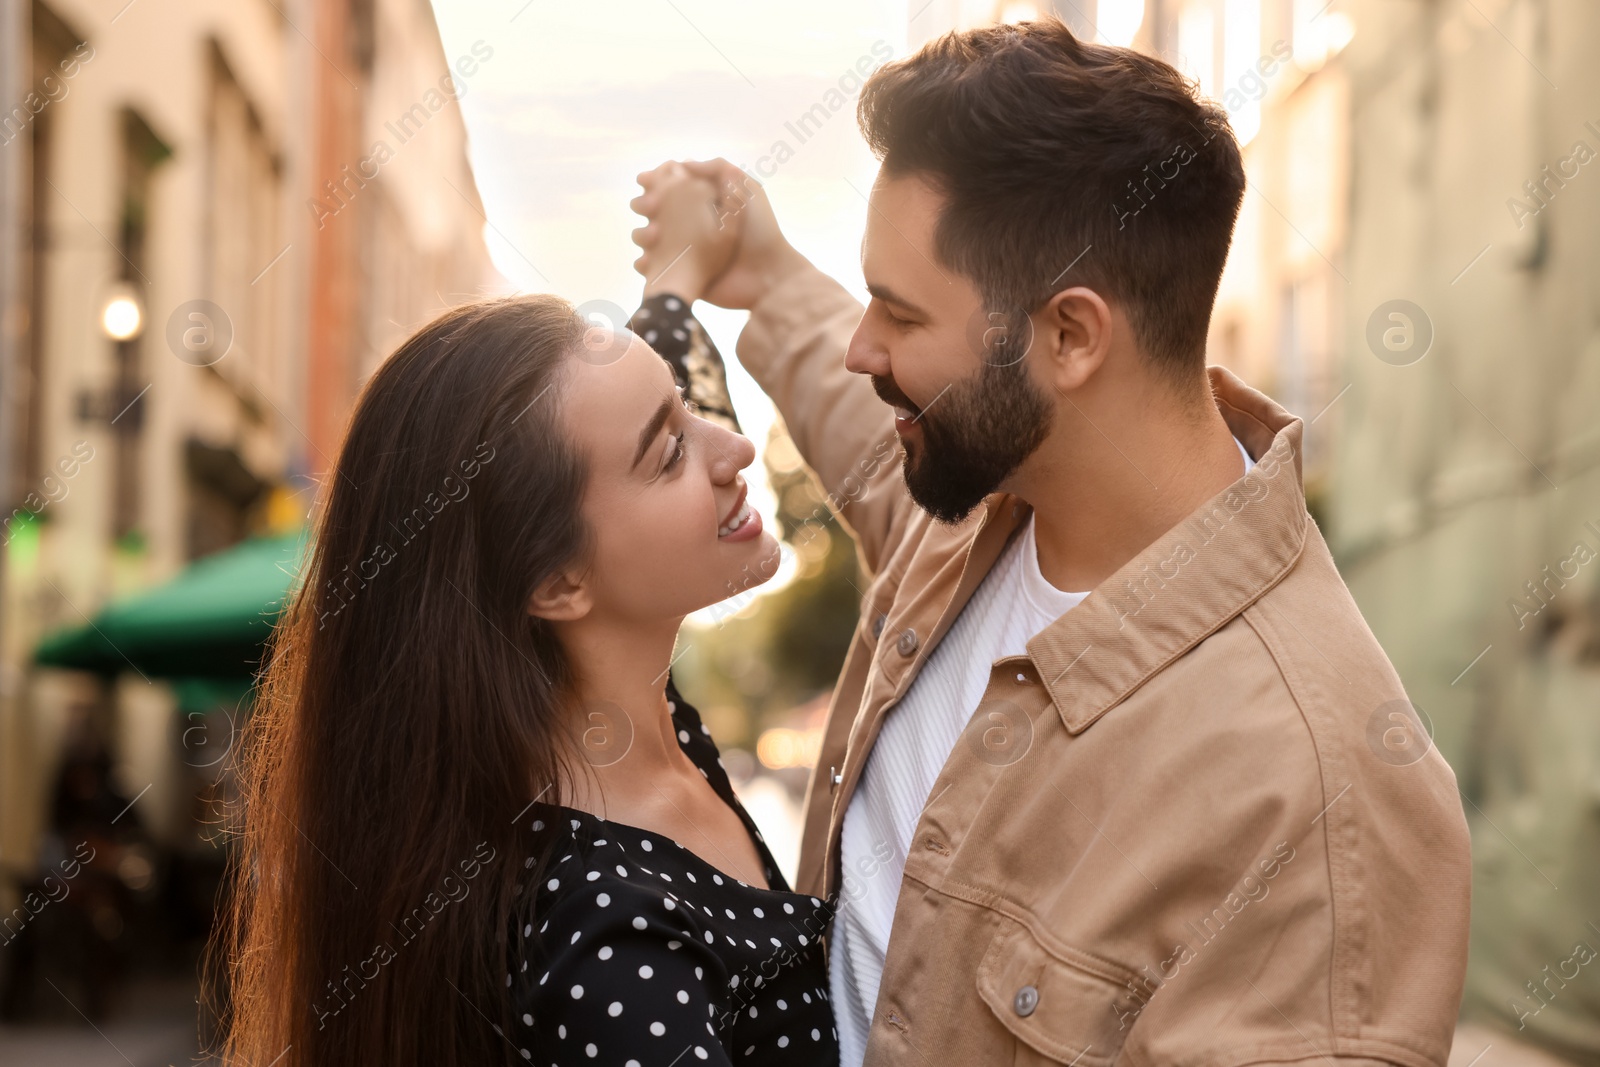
1023, 366, 1309, 733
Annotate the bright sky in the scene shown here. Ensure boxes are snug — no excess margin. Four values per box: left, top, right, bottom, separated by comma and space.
430, 1, 911, 596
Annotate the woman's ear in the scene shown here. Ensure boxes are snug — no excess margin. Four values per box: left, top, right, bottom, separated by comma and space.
527, 567, 592, 623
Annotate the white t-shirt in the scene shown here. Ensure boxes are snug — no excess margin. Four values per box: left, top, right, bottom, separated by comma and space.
828, 439, 1255, 1066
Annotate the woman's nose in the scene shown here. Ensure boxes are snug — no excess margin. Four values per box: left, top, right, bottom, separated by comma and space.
706, 423, 755, 483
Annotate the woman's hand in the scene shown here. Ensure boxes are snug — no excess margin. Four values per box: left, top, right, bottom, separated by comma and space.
632, 158, 810, 310
631, 162, 736, 303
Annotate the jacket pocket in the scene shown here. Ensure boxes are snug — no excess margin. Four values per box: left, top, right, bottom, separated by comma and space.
975, 915, 1139, 1066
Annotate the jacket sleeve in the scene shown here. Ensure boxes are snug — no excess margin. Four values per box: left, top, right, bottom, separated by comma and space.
735, 263, 910, 577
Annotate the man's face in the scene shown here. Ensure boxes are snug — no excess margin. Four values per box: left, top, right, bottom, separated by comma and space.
844, 171, 1053, 524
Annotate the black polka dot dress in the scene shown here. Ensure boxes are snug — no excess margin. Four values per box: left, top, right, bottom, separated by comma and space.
627, 292, 741, 434
508, 690, 839, 1066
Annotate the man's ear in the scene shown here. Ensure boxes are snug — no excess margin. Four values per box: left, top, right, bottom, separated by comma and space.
527, 567, 592, 623
1036, 286, 1113, 393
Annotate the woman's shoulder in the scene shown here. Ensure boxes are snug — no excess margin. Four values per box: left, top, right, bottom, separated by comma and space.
520, 845, 726, 964
510, 806, 825, 978
516, 809, 719, 951
508, 823, 735, 1057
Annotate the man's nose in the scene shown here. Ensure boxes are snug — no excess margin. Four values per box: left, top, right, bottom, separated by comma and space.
844, 321, 889, 377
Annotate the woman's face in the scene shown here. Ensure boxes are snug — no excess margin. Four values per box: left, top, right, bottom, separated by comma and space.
555, 330, 781, 625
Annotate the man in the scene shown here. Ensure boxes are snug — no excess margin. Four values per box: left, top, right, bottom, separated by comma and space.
635, 18, 1470, 1067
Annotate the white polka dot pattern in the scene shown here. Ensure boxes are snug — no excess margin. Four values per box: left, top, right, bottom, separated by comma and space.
508, 686, 837, 1065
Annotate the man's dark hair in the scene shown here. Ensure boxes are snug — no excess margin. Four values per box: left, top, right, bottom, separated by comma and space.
857, 17, 1246, 379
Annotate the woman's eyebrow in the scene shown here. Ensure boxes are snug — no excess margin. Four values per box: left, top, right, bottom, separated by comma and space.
631, 393, 675, 469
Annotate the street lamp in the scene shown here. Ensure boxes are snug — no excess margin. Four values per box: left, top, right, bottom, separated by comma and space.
78, 282, 149, 428
100, 283, 144, 341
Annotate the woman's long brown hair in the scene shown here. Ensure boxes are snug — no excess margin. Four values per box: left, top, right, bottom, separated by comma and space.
208, 295, 592, 1066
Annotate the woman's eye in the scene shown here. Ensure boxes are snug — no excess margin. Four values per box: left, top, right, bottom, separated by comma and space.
663, 432, 687, 472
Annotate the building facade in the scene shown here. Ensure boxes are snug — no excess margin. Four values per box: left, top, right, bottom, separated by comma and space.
0, 0, 499, 956
1332, 2, 1599, 1059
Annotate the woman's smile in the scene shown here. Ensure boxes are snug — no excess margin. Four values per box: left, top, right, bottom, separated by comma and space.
717, 481, 763, 541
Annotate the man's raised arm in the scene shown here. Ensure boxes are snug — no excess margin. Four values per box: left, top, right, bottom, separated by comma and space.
636, 159, 908, 575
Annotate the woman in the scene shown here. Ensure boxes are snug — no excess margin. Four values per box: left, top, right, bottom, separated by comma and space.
210, 167, 839, 1067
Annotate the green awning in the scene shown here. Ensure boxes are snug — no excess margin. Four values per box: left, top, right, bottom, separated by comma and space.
34, 529, 309, 679
172, 675, 259, 713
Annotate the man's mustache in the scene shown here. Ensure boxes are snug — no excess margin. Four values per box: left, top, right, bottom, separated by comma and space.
871, 374, 922, 419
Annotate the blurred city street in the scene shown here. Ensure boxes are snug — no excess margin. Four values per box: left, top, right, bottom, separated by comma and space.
0, 976, 205, 1067
1, 0, 1598, 1063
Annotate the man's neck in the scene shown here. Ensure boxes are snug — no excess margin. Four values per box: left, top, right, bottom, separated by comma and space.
1011, 380, 1245, 594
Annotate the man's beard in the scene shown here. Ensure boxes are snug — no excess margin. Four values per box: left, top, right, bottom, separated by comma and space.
873, 355, 1053, 525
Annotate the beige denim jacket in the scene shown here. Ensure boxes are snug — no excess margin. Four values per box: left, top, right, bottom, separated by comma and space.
734, 264, 1472, 1067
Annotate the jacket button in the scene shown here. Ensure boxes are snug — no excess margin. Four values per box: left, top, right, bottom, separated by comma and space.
871, 612, 887, 639
896, 628, 919, 657
1013, 984, 1039, 1017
